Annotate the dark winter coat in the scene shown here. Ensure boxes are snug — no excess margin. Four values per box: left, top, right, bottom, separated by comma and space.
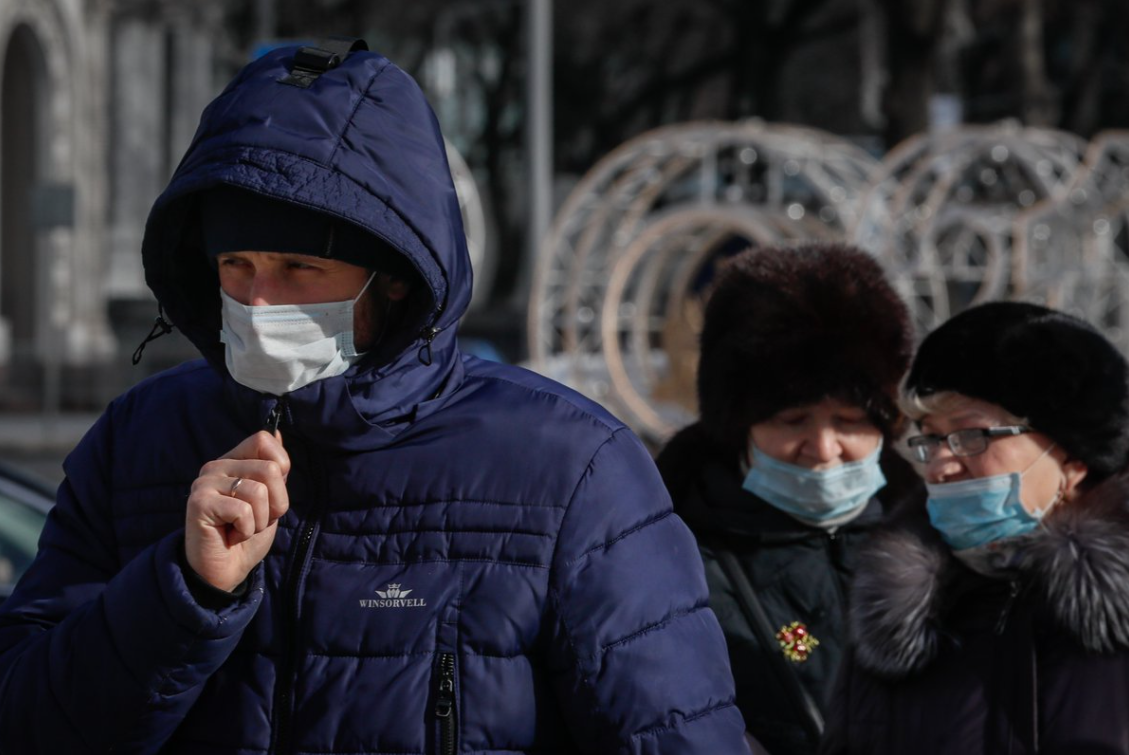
821, 473, 1129, 755
0, 46, 748, 754
657, 422, 922, 755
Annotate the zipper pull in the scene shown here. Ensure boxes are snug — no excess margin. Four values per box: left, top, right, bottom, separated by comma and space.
418, 326, 441, 366
435, 652, 457, 755
264, 402, 284, 434
417, 305, 445, 366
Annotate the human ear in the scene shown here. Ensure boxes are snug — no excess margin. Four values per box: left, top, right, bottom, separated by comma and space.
1061, 457, 1089, 499
380, 274, 411, 301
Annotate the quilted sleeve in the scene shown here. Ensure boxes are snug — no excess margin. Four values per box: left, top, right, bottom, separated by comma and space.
547, 427, 750, 754
0, 406, 262, 754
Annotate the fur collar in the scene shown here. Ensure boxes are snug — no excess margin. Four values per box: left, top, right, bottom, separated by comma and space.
850, 473, 1129, 679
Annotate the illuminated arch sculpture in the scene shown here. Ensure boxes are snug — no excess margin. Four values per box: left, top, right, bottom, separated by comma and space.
528, 120, 880, 441
851, 123, 1089, 337
1013, 131, 1129, 352
444, 140, 491, 310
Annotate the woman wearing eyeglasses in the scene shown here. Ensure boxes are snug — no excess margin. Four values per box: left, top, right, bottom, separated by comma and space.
656, 243, 923, 755
821, 301, 1129, 755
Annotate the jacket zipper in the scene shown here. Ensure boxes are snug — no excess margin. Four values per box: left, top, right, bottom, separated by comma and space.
268, 406, 324, 755
264, 402, 284, 434
825, 530, 848, 608
994, 580, 1021, 635
417, 304, 445, 366
435, 652, 458, 755
272, 514, 316, 754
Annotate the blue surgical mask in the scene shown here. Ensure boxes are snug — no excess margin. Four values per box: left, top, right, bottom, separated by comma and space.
951, 537, 1032, 579
742, 442, 886, 526
926, 444, 1060, 551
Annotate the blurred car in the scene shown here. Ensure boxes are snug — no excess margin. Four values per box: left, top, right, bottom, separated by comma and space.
0, 460, 54, 604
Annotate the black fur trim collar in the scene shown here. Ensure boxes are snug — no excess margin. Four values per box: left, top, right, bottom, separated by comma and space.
850, 474, 1129, 678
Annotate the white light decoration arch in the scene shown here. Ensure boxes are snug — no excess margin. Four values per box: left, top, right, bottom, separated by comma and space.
444, 139, 490, 310
1013, 130, 1129, 352
852, 123, 1089, 337
528, 120, 880, 441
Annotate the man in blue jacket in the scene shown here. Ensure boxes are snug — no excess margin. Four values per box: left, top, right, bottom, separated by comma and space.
0, 39, 749, 754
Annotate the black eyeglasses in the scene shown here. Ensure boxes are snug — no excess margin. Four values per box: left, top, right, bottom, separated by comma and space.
906, 426, 1031, 463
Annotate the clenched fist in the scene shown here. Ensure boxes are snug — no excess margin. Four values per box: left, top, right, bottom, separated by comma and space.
184, 430, 290, 592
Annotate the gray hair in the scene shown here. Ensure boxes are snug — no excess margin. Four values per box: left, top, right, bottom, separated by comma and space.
898, 389, 1027, 426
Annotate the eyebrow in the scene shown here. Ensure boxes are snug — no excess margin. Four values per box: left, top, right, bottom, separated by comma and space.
923, 410, 1012, 434
944, 412, 989, 424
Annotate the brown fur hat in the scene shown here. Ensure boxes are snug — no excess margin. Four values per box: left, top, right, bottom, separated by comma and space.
697, 242, 913, 457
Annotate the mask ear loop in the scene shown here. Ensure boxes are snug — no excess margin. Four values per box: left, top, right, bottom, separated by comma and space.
1020, 441, 1064, 516
1020, 441, 1057, 475
352, 270, 378, 303
347, 271, 383, 357
1049, 475, 1066, 508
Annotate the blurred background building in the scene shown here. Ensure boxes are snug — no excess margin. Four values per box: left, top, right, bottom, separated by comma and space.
1, 0, 1128, 478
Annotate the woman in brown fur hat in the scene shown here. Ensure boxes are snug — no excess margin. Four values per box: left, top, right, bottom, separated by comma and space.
656, 242, 921, 755
821, 301, 1129, 754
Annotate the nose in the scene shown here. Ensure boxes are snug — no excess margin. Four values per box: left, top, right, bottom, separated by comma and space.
806, 426, 843, 464
925, 445, 964, 484
247, 272, 284, 306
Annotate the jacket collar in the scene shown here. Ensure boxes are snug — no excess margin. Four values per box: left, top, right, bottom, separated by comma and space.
223, 326, 464, 451
849, 473, 1129, 678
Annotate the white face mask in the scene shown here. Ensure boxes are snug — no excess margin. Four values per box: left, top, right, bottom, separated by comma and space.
219, 272, 376, 395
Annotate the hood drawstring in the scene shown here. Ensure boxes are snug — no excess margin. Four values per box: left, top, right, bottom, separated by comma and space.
132, 306, 175, 365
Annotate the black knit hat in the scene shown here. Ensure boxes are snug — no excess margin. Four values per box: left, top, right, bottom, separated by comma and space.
198, 184, 416, 279
905, 301, 1129, 480
697, 243, 913, 456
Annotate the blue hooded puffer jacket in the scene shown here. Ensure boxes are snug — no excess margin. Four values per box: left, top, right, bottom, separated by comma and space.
0, 45, 748, 754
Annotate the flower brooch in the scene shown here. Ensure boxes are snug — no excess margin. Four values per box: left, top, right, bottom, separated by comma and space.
776, 621, 819, 662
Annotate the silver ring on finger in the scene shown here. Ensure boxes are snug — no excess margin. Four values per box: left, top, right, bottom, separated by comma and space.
228, 477, 245, 497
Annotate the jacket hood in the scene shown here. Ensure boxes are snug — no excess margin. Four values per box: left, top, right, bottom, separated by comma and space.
141, 44, 471, 388
849, 473, 1129, 679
